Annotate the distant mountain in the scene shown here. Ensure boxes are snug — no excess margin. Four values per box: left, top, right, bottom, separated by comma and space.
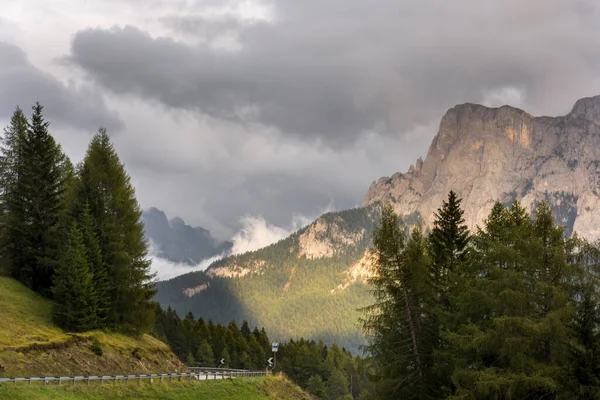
142, 207, 232, 265
155, 94, 600, 353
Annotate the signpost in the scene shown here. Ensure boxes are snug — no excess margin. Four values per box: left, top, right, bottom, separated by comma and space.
270, 343, 278, 371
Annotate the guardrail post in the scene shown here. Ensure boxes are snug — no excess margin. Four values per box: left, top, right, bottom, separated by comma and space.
100, 377, 103, 385
87, 377, 90, 386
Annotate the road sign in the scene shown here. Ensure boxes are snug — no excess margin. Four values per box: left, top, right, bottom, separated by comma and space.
267, 357, 273, 368
271, 342, 278, 352
218, 358, 225, 368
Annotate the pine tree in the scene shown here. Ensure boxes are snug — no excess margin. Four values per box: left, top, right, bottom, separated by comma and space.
449, 201, 577, 399
78, 201, 110, 327
0, 107, 28, 279
51, 222, 96, 332
249, 335, 266, 370
241, 320, 252, 341
2, 103, 69, 295
427, 191, 471, 396
361, 203, 436, 399
429, 190, 470, 290
568, 236, 600, 398
196, 339, 215, 367
75, 128, 155, 333
326, 369, 350, 399
307, 374, 326, 397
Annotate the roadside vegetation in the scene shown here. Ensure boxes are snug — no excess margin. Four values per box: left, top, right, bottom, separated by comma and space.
0, 375, 310, 400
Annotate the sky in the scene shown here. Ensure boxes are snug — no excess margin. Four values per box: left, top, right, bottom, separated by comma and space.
2, 0, 600, 250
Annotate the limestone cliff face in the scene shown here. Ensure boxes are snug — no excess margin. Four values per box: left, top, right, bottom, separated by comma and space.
298, 215, 365, 259
363, 96, 600, 239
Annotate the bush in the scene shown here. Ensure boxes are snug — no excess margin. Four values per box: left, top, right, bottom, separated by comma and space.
132, 346, 142, 360
90, 338, 103, 356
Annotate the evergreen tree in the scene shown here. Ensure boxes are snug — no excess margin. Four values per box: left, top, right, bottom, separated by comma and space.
569, 236, 600, 398
15, 103, 69, 294
429, 190, 470, 291
307, 374, 326, 397
75, 128, 155, 333
326, 369, 350, 400
449, 201, 577, 399
0, 104, 69, 294
78, 201, 110, 327
241, 320, 252, 341
249, 335, 266, 370
196, 339, 215, 366
361, 203, 436, 399
51, 222, 96, 331
0, 107, 28, 279
220, 347, 230, 367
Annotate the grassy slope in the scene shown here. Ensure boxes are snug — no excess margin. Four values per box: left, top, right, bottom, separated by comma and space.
0, 277, 184, 377
0, 375, 311, 400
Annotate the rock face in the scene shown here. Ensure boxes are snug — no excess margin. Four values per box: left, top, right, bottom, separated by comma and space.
298, 215, 365, 259
363, 96, 600, 239
142, 207, 233, 264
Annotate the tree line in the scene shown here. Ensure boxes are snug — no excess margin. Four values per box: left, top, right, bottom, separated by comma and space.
0, 103, 155, 334
153, 305, 375, 399
363, 191, 600, 399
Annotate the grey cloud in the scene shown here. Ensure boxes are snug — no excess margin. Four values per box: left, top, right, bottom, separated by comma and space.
67, 0, 600, 146
0, 42, 122, 132
160, 14, 243, 39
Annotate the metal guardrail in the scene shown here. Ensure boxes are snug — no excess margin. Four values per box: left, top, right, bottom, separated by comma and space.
0, 369, 267, 386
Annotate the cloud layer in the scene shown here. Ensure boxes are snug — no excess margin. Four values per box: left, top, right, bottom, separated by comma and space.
4, 0, 600, 240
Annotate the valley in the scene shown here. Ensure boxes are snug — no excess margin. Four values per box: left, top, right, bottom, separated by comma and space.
153, 95, 600, 354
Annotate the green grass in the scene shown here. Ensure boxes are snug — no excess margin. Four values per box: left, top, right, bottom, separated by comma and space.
0, 277, 184, 377
0, 276, 68, 350
0, 375, 311, 400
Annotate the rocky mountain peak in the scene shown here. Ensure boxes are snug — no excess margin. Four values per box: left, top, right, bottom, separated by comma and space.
142, 207, 233, 265
568, 95, 600, 122
363, 95, 600, 240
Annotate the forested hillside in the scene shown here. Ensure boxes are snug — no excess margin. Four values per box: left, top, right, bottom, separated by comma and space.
155, 206, 423, 352
153, 305, 374, 399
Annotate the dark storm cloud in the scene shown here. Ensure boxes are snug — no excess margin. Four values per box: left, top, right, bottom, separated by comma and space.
0, 42, 122, 132
66, 0, 600, 145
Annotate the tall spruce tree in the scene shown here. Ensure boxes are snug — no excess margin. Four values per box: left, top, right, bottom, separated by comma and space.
0, 107, 28, 279
361, 203, 436, 399
448, 201, 578, 399
1, 103, 69, 294
428, 191, 471, 396
568, 235, 600, 398
51, 222, 97, 332
78, 201, 111, 327
429, 190, 470, 283
74, 128, 155, 334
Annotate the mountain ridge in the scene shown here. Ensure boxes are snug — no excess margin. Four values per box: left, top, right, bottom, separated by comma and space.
143, 207, 233, 265
156, 94, 600, 352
